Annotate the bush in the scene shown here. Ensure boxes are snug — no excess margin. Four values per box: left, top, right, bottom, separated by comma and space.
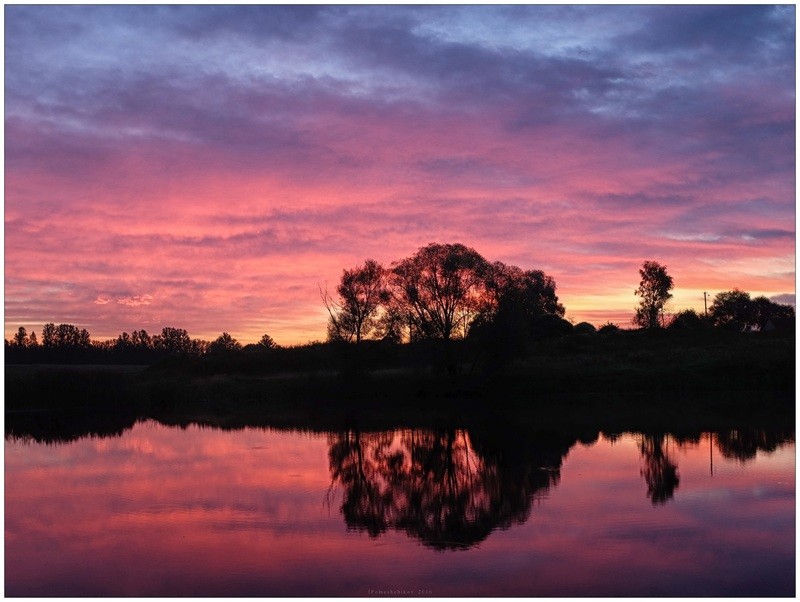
598, 322, 620, 334
574, 322, 597, 335
668, 309, 706, 331
530, 314, 573, 339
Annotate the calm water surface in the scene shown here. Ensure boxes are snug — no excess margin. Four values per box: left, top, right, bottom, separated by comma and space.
5, 420, 795, 596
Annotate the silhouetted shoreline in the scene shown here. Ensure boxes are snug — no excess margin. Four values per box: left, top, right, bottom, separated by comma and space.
6, 327, 794, 444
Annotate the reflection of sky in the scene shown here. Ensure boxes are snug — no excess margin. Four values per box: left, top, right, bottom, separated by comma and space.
5, 425, 795, 596
4, 6, 795, 344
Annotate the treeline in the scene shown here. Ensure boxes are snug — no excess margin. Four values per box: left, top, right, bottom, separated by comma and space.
4, 243, 794, 366
5, 324, 277, 364
631, 259, 794, 332
321, 244, 794, 344
694, 289, 795, 332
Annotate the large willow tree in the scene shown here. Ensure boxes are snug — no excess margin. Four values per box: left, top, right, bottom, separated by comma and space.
390, 243, 491, 340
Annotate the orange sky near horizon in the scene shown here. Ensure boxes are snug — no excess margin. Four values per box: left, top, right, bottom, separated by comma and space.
4, 6, 795, 345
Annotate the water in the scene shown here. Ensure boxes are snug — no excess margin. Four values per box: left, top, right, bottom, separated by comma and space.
5, 420, 795, 596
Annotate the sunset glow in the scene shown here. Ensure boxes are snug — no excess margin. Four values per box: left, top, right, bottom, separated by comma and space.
5, 5, 795, 345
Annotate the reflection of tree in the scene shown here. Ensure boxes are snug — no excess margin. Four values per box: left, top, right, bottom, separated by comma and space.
715, 429, 794, 462
328, 429, 391, 536
5, 407, 139, 444
327, 427, 573, 550
638, 434, 680, 505
618, 429, 797, 505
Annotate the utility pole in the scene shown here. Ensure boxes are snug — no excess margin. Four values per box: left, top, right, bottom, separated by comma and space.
703, 291, 709, 317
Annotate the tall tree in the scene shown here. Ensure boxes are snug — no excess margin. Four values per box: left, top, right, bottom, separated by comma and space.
322, 259, 389, 344
258, 333, 277, 349
12, 326, 29, 347
751, 295, 794, 330
390, 243, 490, 340
41, 323, 57, 347
634, 261, 674, 328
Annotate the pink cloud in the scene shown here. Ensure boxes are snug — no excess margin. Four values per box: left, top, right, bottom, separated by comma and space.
116, 295, 154, 307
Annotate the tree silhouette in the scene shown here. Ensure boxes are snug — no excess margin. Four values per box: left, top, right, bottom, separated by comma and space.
41, 322, 57, 347
752, 296, 794, 330
12, 326, 30, 347
634, 260, 674, 328
390, 243, 491, 340
190, 338, 210, 355
667, 308, 705, 330
131, 329, 152, 349
598, 321, 619, 334
209, 332, 242, 353
116, 331, 132, 349
39, 323, 91, 348
475, 262, 566, 345
709, 289, 756, 331
155, 327, 192, 354
485, 262, 565, 320
322, 259, 389, 344
258, 333, 277, 349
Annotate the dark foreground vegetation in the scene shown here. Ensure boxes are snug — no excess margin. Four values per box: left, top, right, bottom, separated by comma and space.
6, 325, 794, 438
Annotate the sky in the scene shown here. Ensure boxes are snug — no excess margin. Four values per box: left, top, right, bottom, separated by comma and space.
4, 5, 796, 345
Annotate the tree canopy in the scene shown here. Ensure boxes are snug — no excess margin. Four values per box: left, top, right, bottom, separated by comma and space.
390, 243, 492, 340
